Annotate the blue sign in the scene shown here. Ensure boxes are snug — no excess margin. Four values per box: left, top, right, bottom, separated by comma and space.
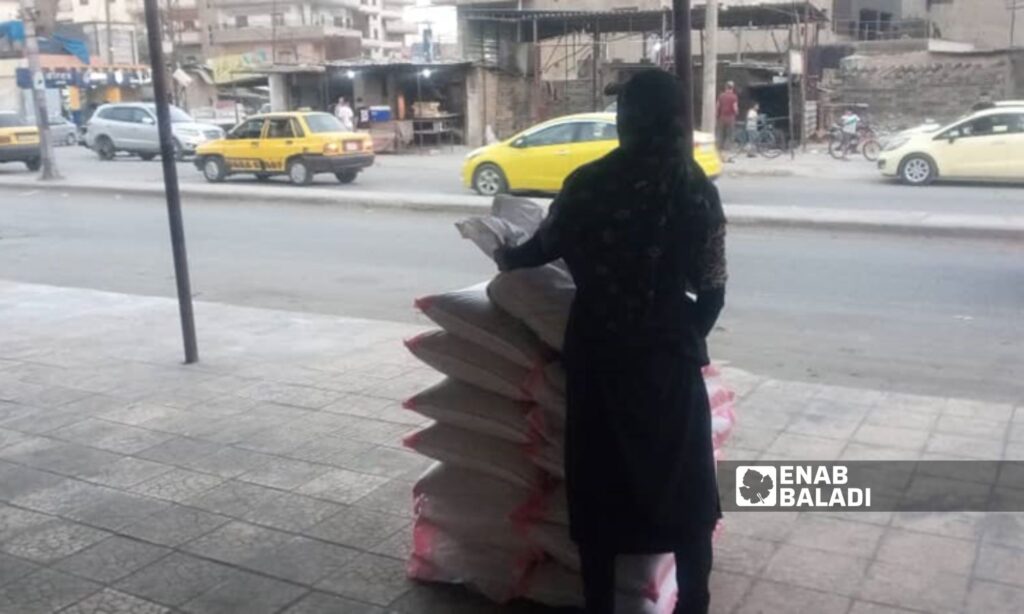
15, 67, 81, 89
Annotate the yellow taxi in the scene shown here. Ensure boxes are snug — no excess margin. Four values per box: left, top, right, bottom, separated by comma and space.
462, 112, 722, 195
0, 112, 41, 171
878, 103, 1024, 185
194, 111, 373, 185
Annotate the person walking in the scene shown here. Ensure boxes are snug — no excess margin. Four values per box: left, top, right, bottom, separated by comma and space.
496, 69, 726, 614
715, 81, 739, 152
334, 96, 354, 131
840, 108, 861, 160
745, 102, 760, 157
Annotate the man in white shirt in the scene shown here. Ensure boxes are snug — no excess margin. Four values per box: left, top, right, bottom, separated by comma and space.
840, 109, 860, 159
335, 97, 354, 131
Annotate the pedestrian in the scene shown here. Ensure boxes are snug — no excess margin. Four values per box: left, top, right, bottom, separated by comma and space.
715, 81, 739, 152
745, 102, 760, 158
840, 108, 860, 159
334, 96, 354, 131
496, 69, 726, 614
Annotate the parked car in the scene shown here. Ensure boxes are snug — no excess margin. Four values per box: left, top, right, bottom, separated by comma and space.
84, 103, 225, 161
46, 117, 79, 146
878, 104, 1024, 185
461, 112, 723, 196
194, 112, 374, 185
0, 111, 40, 170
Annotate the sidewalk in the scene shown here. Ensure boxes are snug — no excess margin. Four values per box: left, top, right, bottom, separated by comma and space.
721, 150, 880, 180
1, 281, 1022, 613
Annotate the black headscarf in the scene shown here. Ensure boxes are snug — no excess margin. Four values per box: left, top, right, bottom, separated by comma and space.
615, 69, 687, 155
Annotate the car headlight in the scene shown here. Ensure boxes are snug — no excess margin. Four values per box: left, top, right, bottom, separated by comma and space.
883, 136, 910, 152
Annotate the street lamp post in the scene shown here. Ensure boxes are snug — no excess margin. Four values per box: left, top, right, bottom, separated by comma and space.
142, 0, 199, 364
673, 0, 695, 155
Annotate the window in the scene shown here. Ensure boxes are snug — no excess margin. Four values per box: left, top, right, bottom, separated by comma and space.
230, 118, 265, 139
304, 114, 345, 133
235, 15, 248, 28
103, 107, 135, 123
947, 114, 1021, 139
0, 113, 29, 128
130, 108, 155, 124
576, 122, 618, 143
266, 118, 296, 139
521, 123, 576, 147
272, 13, 284, 26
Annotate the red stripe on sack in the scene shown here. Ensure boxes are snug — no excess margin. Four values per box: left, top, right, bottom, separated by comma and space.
645, 556, 677, 602
522, 366, 543, 400
404, 331, 431, 351
413, 296, 433, 312
402, 429, 423, 449
402, 396, 417, 410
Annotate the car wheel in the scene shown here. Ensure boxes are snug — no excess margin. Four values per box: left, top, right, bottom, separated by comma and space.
899, 155, 936, 186
287, 159, 313, 185
24, 158, 41, 171
472, 163, 507, 196
95, 137, 115, 160
172, 139, 185, 161
65, 133, 77, 146
139, 153, 156, 161
335, 170, 358, 184
202, 156, 227, 183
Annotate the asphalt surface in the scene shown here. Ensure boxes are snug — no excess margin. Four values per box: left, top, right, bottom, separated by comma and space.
4, 145, 1024, 216
2, 188, 1022, 404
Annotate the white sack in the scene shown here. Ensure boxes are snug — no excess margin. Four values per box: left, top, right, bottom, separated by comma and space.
405, 330, 531, 400
523, 559, 679, 611
415, 283, 549, 368
488, 265, 575, 352
455, 195, 546, 260
405, 379, 535, 444
404, 423, 544, 488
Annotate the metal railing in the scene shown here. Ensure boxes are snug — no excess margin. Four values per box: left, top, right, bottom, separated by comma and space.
832, 18, 932, 42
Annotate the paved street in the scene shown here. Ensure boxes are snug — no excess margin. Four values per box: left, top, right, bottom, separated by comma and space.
4, 145, 1024, 216
0, 281, 1022, 614
1, 189, 1022, 403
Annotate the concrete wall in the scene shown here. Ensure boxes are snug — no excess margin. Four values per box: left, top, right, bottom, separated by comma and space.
834, 50, 1022, 129
929, 0, 1023, 50
465, 66, 534, 146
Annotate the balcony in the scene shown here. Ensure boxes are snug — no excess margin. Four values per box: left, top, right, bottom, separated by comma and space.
361, 37, 403, 49
175, 30, 202, 46
380, 9, 403, 20
385, 20, 418, 35
214, 0, 359, 7
212, 24, 362, 45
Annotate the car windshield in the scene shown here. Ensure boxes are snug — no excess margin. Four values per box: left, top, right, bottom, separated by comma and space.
0, 114, 29, 128
304, 113, 346, 133
144, 105, 194, 123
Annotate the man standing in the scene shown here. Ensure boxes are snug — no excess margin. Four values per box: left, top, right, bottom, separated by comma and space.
715, 81, 739, 151
334, 97, 354, 131
840, 108, 860, 159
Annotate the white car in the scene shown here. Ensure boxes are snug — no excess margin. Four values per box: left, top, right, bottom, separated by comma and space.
878, 105, 1024, 185
84, 103, 224, 161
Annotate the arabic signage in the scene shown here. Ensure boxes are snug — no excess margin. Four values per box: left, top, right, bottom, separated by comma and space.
15, 67, 153, 89
209, 50, 271, 84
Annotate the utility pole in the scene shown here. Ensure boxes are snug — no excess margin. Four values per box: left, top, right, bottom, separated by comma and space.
142, 0, 199, 364
104, 0, 113, 63
701, 0, 719, 134
19, 0, 60, 180
673, 0, 695, 154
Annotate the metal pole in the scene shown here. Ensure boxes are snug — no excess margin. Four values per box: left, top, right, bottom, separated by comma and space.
142, 0, 198, 364
104, 0, 113, 64
591, 21, 600, 111
673, 0, 695, 155
19, 0, 60, 180
701, 0, 718, 134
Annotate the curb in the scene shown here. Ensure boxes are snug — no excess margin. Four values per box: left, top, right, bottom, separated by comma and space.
3, 178, 1021, 241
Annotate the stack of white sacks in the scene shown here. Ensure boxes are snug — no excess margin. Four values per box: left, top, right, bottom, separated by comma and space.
402, 196, 737, 611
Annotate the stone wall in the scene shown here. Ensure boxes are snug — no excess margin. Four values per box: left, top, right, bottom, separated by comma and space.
834, 50, 1022, 129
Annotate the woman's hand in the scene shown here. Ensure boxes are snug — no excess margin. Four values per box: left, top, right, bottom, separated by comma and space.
493, 246, 512, 272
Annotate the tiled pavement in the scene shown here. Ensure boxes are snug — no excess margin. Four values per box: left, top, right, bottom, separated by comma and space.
0, 281, 1022, 614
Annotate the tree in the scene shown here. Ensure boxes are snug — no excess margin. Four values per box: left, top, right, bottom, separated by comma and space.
19, 0, 61, 180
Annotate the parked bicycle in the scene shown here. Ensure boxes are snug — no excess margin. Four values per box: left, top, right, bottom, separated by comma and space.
828, 123, 881, 161
734, 115, 784, 159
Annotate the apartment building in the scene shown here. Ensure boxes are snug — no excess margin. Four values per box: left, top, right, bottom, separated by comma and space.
200, 0, 418, 64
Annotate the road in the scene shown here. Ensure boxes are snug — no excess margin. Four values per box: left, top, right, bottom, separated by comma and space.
5, 146, 1024, 216
2, 188, 1022, 404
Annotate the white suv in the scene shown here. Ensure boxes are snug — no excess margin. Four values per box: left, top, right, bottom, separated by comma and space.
84, 103, 224, 161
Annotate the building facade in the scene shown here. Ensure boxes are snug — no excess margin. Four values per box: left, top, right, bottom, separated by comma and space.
200, 0, 418, 64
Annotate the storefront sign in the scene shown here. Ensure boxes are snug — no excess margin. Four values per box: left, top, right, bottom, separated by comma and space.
209, 50, 271, 84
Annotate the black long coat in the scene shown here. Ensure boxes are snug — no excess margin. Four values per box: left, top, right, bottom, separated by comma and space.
503, 148, 727, 551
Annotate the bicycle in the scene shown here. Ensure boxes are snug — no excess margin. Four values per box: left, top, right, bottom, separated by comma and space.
828, 125, 881, 161
733, 116, 784, 159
